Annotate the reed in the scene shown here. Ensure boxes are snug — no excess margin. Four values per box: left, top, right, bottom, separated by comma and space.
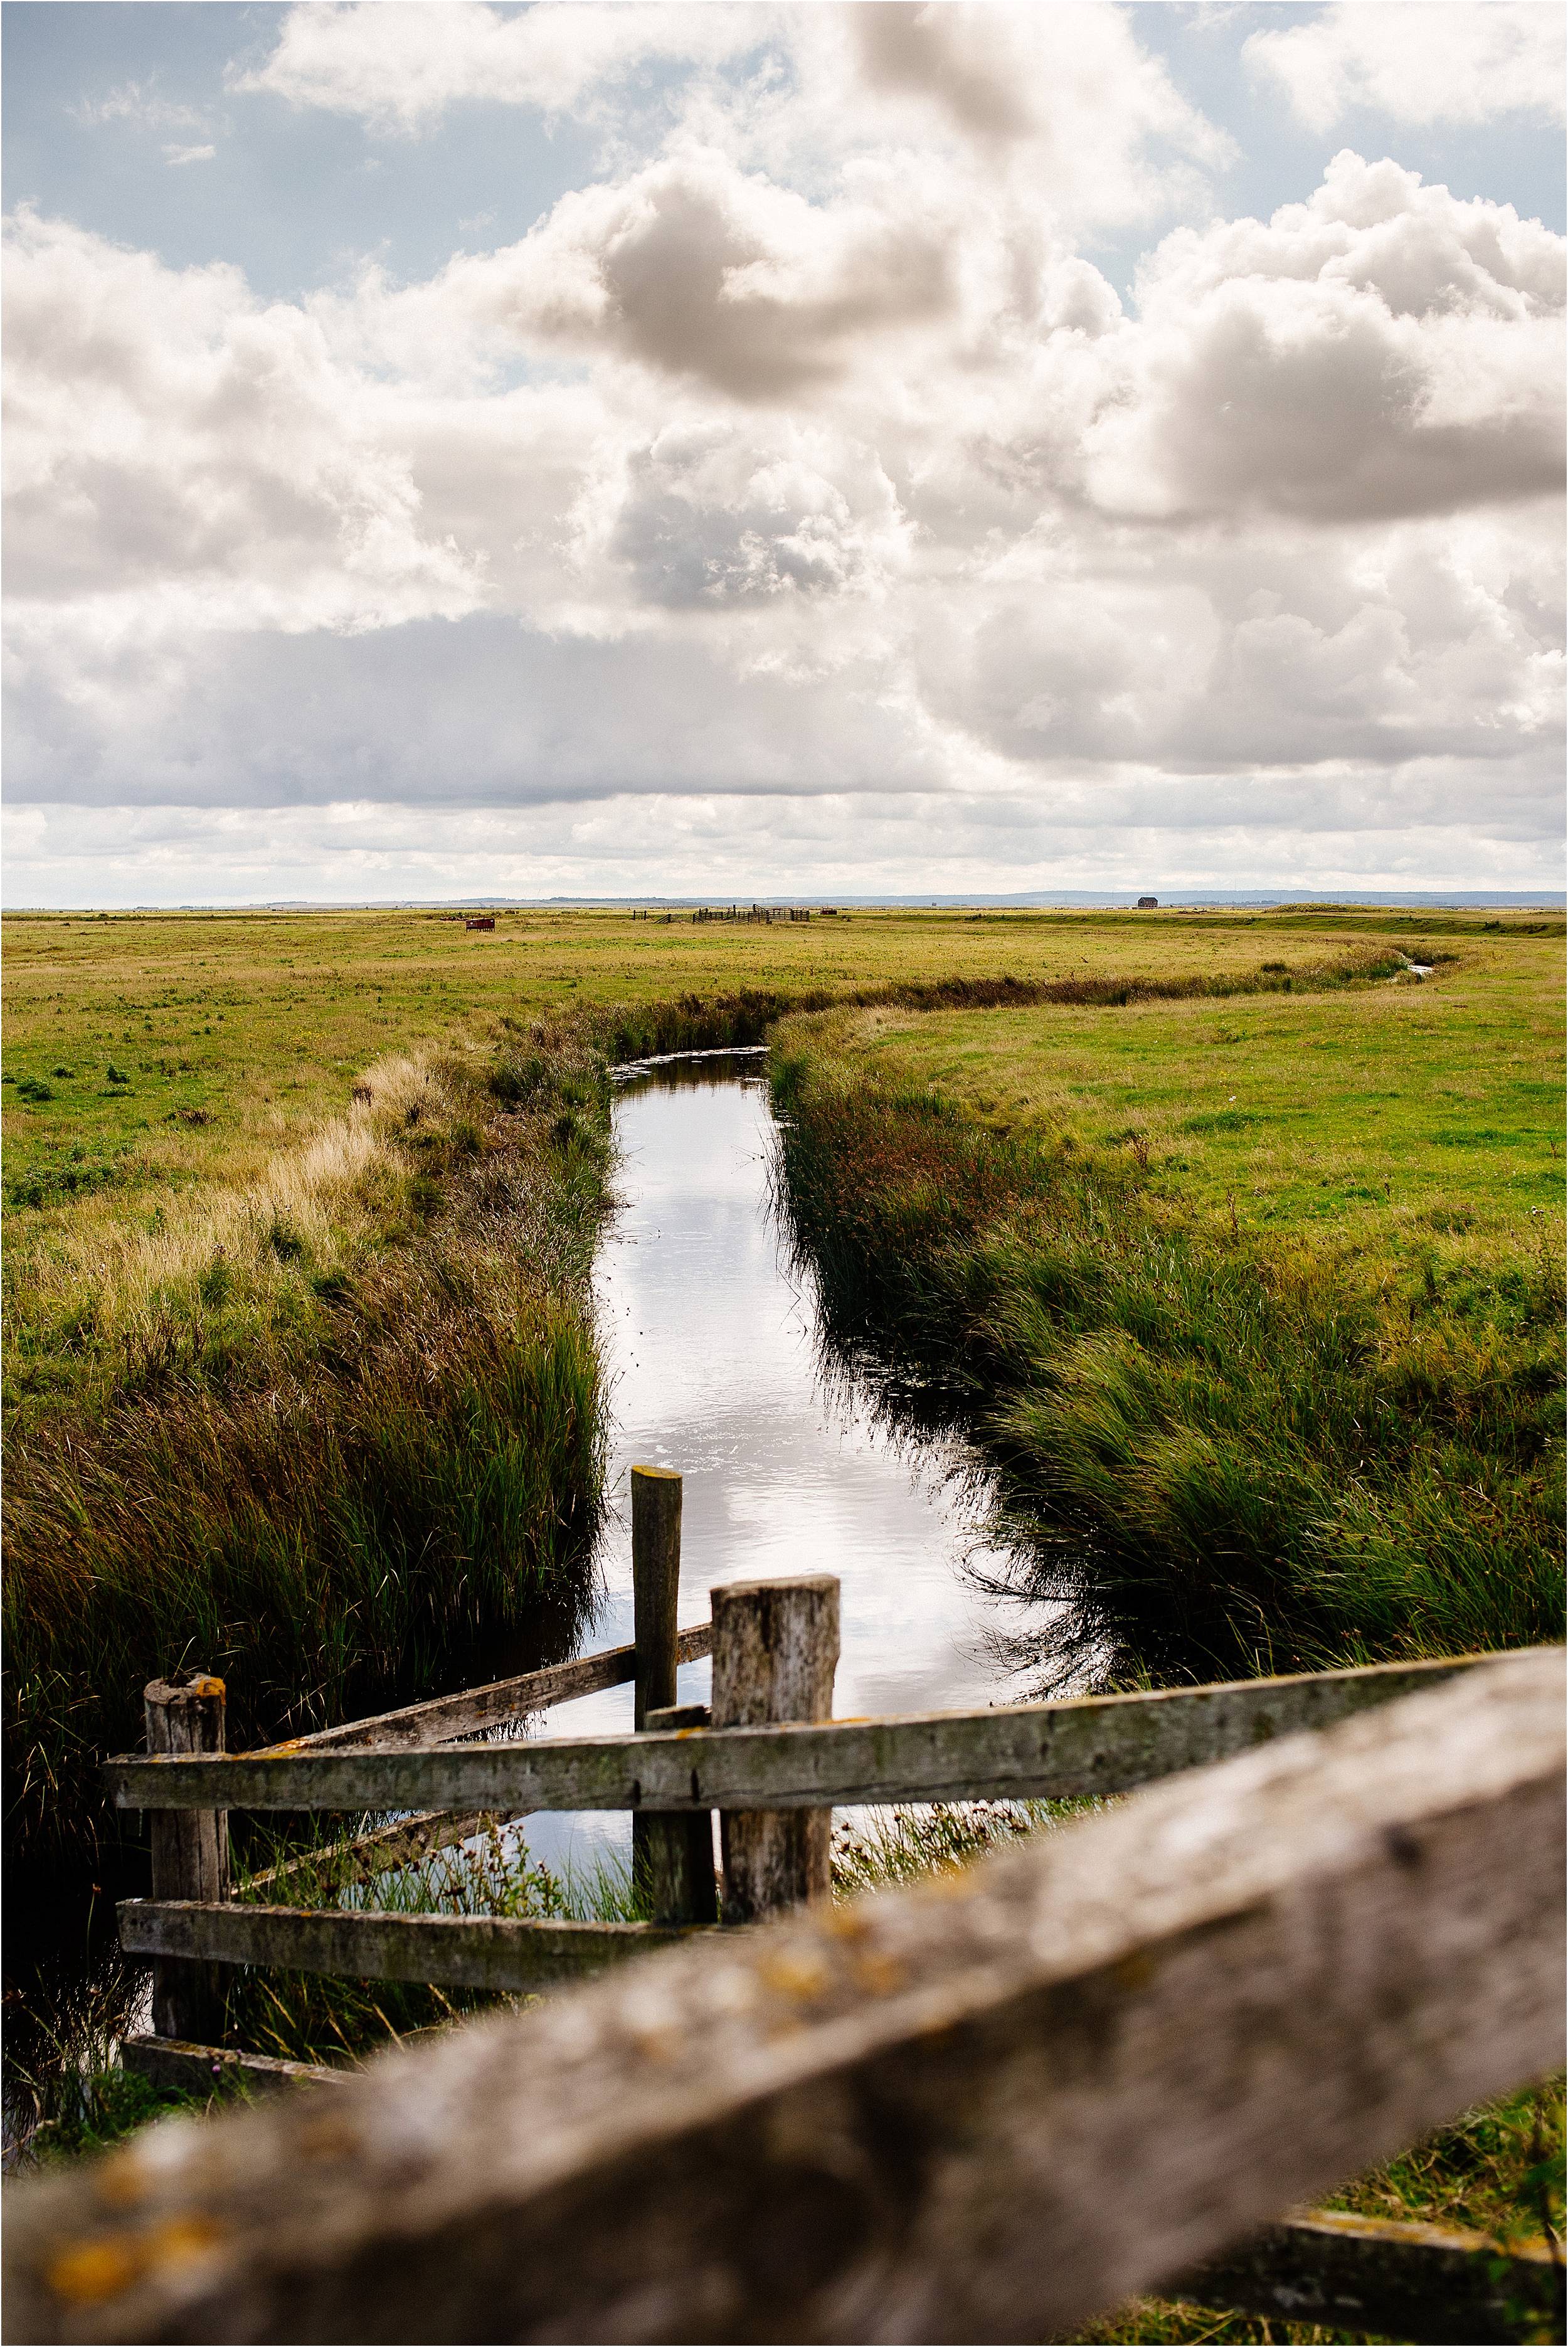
770, 1037, 1564, 1678
3, 1035, 613, 1896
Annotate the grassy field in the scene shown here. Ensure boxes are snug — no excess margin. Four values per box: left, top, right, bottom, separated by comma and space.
3, 901, 1525, 1424
4, 1030, 612, 1899
4, 901, 1562, 2313
14, 899, 1340, 1892
770, 913, 1564, 1678
4, 906, 1559, 1810
817, 923, 1563, 1240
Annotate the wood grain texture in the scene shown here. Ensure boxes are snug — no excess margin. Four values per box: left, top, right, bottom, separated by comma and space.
117, 1901, 703, 1991
27, 1651, 1563, 2346
109, 1649, 1513, 1817
1170, 2208, 1564, 2345
712, 1578, 839, 1924
630, 1468, 682, 1734
142, 1676, 229, 2044
256, 1624, 714, 1755
630, 1469, 714, 1926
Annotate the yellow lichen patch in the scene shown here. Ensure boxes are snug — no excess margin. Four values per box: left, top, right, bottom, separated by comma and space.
916, 1865, 982, 1900
756, 1948, 832, 2003
148, 2216, 225, 2274
49, 2235, 144, 2302
627, 2025, 682, 2064
1112, 1949, 1156, 1993
850, 1950, 908, 1997
48, 2216, 224, 2304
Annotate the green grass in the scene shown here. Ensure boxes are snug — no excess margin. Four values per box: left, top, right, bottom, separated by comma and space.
6, 901, 1561, 2307
770, 918, 1564, 1678
824, 928, 1562, 1240
6, 904, 1558, 1888
4, 1030, 612, 1898
8, 901, 1518, 1423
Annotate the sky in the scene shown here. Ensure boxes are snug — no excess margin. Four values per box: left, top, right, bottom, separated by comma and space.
3, 0, 1564, 907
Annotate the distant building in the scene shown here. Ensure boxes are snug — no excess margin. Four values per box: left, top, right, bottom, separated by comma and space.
1137, 896, 1158, 910
465, 915, 495, 931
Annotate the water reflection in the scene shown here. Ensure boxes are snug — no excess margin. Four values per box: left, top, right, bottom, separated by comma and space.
519, 1051, 1080, 1878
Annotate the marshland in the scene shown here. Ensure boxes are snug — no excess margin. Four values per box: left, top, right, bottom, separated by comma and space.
3, 900, 1563, 2335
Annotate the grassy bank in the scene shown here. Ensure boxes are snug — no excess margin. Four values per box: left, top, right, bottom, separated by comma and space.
6, 901, 1502, 1424
7, 908, 1559, 1874
771, 921, 1564, 1677
4, 1027, 612, 1895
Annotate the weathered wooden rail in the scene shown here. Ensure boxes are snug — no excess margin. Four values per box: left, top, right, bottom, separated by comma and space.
7, 1644, 1561, 2343
109, 1650, 1503, 1821
66, 1467, 1567, 2340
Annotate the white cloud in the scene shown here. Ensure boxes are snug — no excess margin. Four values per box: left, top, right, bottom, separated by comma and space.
1087, 154, 1564, 524
238, 3, 1230, 233
605, 421, 911, 608
163, 143, 216, 167
1246, 2, 1565, 132
466, 147, 965, 401
3, 209, 484, 637
230, 1, 765, 133
6, 140, 1560, 864
7, 6, 1563, 899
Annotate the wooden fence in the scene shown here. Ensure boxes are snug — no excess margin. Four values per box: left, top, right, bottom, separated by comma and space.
6, 1470, 1562, 2342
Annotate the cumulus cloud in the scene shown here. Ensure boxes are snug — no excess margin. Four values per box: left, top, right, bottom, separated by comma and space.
1245, 2, 1565, 132
605, 423, 910, 607
1088, 155, 1564, 522
3, 209, 484, 635
474, 149, 962, 401
849, 1, 1231, 206
6, 2, 1564, 899
240, 3, 1229, 233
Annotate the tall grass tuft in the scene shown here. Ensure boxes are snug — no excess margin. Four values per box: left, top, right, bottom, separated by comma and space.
771, 1037, 1564, 1678
4, 1036, 613, 1895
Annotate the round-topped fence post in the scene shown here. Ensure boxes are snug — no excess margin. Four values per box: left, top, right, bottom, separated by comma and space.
142, 1672, 230, 2043
630, 1468, 716, 1926
711, 1576, 840, 1924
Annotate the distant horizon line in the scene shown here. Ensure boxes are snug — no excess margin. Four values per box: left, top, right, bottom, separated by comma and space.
3, 890, 1563, 915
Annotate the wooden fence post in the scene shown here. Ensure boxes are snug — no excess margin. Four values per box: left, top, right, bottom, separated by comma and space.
630, 1468, 716, 1927
712, 1576, 839, 1924
143, 1672, 230, 2043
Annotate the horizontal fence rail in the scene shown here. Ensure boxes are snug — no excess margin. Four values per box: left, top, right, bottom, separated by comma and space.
107, 1650, 1514, 1818
119, 2037, 347, 2101
118, 1902, 702, 1993
19, 1651, 1564, 2346
82, 1456, 1562, 2346
1173, 2208, 1565, 2347
256, 1621, 714, 1755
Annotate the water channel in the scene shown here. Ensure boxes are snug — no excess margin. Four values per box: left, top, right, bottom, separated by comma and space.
6, 1050, 1074, 2151
517, 1049, 1071, 1884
